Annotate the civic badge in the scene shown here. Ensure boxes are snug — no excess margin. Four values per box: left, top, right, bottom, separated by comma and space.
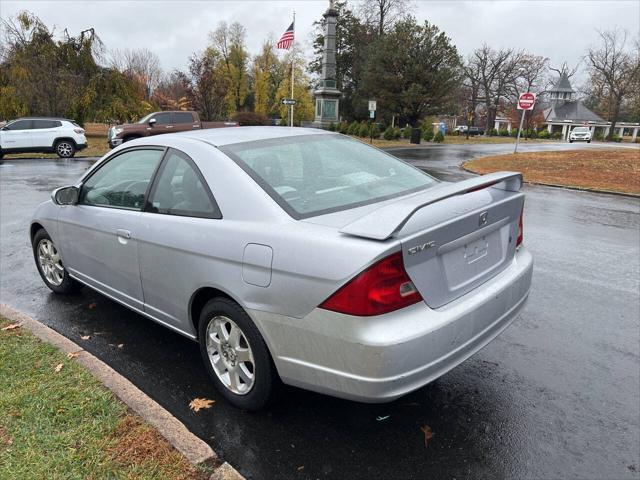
479, 211, 488, 226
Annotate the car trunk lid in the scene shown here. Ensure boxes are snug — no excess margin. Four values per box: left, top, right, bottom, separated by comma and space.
339, 172, 524, 308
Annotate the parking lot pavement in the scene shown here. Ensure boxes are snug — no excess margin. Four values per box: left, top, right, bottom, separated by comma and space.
1, 152, 638, 479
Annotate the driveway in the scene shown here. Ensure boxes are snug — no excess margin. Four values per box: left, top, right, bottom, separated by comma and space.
1, 145, 638, 479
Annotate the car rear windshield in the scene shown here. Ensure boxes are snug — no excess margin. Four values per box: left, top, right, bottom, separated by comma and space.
221, 134, 437, 218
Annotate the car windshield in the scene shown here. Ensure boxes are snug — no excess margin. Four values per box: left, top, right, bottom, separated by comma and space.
221, 134, 437, 218
137, 113, 155, 124
573, 127, 589, 132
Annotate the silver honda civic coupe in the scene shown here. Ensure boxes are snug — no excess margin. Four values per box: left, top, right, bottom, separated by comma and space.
31, 127, 533, 410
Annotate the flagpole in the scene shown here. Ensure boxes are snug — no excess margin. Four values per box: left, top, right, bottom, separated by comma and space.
290, 11, 295, 127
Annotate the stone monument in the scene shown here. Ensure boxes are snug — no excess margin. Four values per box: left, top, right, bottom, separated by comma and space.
313, 0, 341, 126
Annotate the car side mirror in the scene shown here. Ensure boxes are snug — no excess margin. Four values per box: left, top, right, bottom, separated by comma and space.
52, 186, 79, 206
148, 118, 157, 126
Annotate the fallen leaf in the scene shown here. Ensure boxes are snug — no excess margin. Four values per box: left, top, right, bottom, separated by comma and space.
0, 426, 13, 446
376, 415, 391, 421
117, 344, 124, 349
189, 398, 215, 412
67, 351, 81, 359
1, 322, 22, 331
88, 303, 97, 309
297, 466, 304, 471
80, 335, 91, 340
420, 425, 434, 448
54, 363, 64, 373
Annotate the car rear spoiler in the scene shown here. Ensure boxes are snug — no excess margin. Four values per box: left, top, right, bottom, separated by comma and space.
339, 171, 523, 240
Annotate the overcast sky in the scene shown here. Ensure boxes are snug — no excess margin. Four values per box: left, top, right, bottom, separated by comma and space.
1, 0, 638, 86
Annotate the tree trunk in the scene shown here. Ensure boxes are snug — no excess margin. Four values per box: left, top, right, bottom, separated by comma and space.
607, 95, 622, 141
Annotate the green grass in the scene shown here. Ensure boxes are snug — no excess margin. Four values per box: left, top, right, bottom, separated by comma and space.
0, 316, 206, 480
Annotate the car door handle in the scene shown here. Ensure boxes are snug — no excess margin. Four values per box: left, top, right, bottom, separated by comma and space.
116, 229, 131, 239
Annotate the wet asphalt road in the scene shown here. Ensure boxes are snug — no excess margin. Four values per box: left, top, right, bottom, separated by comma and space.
1, 143, 639, 479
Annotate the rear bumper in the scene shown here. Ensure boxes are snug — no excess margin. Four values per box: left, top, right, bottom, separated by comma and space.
76, 142, 88, 151
251, 248, 533, 402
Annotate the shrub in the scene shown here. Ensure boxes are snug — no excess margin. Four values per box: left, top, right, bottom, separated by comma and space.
487, 128, 498, 136
347, 121, 360, 135
538, 130, 550, 139
358, 122, 370, 137
422, 128, 434, 142
393, 127, 402, 140
231, 111, 270, 126
402, 126, 412, 139
551, 132, 563, 140
369, 123, 381, 139
611, 134, 622, 143
511, 129, 519, 137
498, 128, 510, 136
433, 131, 445, 143
327, 122, 336, 132
593, 131, 604, 141
383, 126, 396, 141
338, 121, 349, 134
525, 129, 538, 139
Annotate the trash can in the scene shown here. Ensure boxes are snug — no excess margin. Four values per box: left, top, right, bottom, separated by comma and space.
410, 128, 421, 144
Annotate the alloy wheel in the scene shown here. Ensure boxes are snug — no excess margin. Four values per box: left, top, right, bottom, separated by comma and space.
205, 315, 255, 395
37, 239, 64, 286
57, 142, 73, 157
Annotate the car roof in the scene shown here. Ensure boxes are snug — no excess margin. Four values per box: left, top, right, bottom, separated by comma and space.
13, 117, 75, 122
176, 126, 334, 147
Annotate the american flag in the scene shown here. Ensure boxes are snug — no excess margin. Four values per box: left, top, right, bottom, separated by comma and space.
277, 22, 294, 50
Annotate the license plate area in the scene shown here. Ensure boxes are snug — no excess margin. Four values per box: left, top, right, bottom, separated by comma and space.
441, 227, 506, 292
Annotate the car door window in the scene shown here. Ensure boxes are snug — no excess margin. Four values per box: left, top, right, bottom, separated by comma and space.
147, 149, 220, 218
153, 113, 172, 125
32, 120, 61, 129
80, 149, 164, 210
4, 120, 33, 130
173, 112, 194, 124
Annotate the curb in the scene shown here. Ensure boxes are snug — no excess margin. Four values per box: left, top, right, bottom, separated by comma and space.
461, 165, 640, 198
0, 304, 244, 480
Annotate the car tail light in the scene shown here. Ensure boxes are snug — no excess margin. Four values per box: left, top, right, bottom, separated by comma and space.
319, 252, 423, 316
74, 128, 85, 134
516, 207, 524, 247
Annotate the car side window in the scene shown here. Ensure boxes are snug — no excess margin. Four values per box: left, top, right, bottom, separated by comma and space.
147, 149, 220, 219
153, 113, 172, 125
4, 120, 33, 130
79, 149, 164, 210
173, 112, 194, 124
32, 120, 61, 129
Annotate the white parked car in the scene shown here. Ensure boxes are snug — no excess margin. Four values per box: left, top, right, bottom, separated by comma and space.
0, 117, 88, 158
569, 126, 592, 143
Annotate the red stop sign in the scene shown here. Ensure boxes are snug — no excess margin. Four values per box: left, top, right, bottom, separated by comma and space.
518, 92, 536, 110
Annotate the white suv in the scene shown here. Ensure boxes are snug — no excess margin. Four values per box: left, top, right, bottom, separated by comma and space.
0, 118, 88, 159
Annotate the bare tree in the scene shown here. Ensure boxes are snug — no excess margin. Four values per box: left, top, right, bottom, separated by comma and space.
468, 45, 524, 132
110, 48, 162, 100
359, 0, 411, 36
585, 29, 639, 140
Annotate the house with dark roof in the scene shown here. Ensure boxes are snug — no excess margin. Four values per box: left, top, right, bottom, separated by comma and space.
542, 71, 638, 141
493, 70, 639, 141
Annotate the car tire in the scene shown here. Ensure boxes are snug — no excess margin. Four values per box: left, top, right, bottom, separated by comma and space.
587, 140, 591, 143
198, 297, 279, 410
55, 140, 76, 158
569, 140, 573, 143
32, 229, 82, 294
